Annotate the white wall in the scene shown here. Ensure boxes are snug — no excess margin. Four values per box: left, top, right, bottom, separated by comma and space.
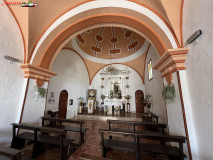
183, 0, 213, 159
91, 64, 145, 112
0, 2, 25, 145
46, 49, 89, 118
164, 73, 189, 158
145, 46, 167, 123
21, 79, 48, 125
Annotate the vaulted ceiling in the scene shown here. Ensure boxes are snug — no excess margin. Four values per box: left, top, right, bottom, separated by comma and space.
5, 0, 184, 64
4, 0, 184, 85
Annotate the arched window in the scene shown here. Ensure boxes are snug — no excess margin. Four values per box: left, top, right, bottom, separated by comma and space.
148, 59, 153, 80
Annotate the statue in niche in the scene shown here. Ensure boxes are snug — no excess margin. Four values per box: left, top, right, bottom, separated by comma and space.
113, 82, 122, 99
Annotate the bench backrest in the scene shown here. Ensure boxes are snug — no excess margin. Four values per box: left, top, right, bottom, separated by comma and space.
107, 119, 166, 134
41, 117, 84, 124
100, 129, 186, 154
41, 117, 84, 130
12, 123, 64, 133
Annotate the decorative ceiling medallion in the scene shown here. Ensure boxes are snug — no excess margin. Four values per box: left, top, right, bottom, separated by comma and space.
71, 38, 150, 64
76, 27, 144, 59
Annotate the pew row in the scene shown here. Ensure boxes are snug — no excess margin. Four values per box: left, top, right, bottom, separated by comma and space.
107, 119, 166, 134
10, 123, 74, 160
99, 129, 186, 160
41, 117, 88, 145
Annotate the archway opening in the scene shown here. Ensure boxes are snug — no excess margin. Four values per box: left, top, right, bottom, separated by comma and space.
58, 90, 68, 119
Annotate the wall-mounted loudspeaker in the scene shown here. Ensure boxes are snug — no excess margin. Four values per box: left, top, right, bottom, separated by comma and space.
187, 30, 202, 44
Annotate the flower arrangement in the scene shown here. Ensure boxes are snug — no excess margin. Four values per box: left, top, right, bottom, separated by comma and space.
78, 97, 84, 102
125, 95, 131, 102
34, 86, 46, 98
143, 94, 152, 109
100, 94, 106, 100
162, 83, 176, 103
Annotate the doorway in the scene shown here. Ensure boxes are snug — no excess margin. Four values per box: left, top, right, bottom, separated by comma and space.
135, 90, 144, 113
58, 90, 68, 119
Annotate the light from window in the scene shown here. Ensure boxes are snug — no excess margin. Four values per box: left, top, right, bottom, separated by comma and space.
148, 60, 153, 80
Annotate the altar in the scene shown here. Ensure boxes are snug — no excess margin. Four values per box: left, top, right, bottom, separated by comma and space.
104, 100, 123, 115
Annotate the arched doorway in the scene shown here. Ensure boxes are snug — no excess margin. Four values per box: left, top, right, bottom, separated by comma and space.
135, 90, 144, 113
58, 90, 68, 118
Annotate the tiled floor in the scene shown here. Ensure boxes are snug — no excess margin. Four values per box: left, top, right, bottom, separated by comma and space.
21, 113, 168, 160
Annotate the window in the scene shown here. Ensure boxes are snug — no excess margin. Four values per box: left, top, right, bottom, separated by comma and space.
148, 59, 153, 80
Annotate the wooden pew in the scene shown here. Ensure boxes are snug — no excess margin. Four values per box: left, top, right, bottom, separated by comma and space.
142, 110, 159, 123
99, 129, 186, 160
41, 116, 88, 145
10, 123, 74, 160
107, 119, 166, 134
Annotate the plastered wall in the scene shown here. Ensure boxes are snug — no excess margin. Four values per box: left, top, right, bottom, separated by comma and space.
0, 2, 25, 145
183, 0, 213, 159
144, 46, 167, 123
21, 79, 48, 125
91, 64, 145, 112
46, 49, 89, 118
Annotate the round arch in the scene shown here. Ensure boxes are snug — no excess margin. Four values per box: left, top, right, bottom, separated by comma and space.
28, 0, 179, 70
90, 63, 145, 85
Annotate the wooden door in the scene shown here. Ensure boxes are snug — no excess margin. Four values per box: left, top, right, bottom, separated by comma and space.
135, 90, 144, 113
58, 90, 68, 119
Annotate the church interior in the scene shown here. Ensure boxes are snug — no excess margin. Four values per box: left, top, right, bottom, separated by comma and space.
0, 0, 212, 160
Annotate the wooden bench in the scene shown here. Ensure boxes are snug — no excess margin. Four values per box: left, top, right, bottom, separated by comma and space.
0, 146, 22, 160
99, 129, 186, 160
142, 110, 159, 123
10, 123, 74, 160
41, 117, 88, 145
107, 119, 166, 134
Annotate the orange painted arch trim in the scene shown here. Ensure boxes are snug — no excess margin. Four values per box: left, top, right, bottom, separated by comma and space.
29, 0, 180, 63
4, 0, 26, 63
90, 63, 145, 85
28, 0, 95, 63
180, 0, 184, 47
143, 43, 151, 84
39, 14, 168, 69
128, 0, 180, 48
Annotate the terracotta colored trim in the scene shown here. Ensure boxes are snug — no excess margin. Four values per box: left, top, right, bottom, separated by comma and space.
159, 59, 186, 72
24, 71, 52, 79
161, 67, 185, 78
62, 47, 91, 84
128, 0, 180, 48
4, 0, 27, 63
29, 0, 179, 63
177, 71, 192, 160
153, 48, 188, 70
24, 76, 50, 82
19, 78, 29, 123
28, 0, 96, 63
143, 44, 151, 84
180, 0, 184, 47
39, 14, 168, 69
89, 63, 144, 85
21, 64, 57, 76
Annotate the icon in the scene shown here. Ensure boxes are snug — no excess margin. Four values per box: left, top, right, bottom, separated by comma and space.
21, 1, 37, 7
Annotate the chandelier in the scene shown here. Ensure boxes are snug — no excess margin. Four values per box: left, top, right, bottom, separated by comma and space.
100, 65, 131, 76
